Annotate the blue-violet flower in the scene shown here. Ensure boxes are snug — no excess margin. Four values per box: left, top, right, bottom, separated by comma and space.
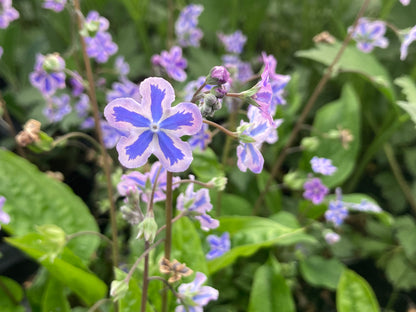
152, 46, 188, 82
0, 0, 19, 29
206, 232, 230, 260
348, 18, 388, 53
310, 156, 337, 176
303, 178, 329, 205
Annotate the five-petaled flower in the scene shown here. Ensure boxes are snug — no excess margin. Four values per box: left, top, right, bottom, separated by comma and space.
0, 0, 19, 29
303, 177, 329, 205
104, 77, 202, 172
206, 232, 231, 260
151, 46, 188, 82
348, 18, 389, 53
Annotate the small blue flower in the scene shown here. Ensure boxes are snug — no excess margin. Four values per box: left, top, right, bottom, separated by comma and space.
310, 156, 337, 176
104, 77, 202, 172
303, 177, 329, 205
349, 18, 388, 53
188, 123, 211, 151
0, 0, 19, 29
75, 94, 89, 118
175, 4, 204, 47
106, 78, 141, 103
400, 25, 416, 60
324, 231, 340, 244
152, 46, 188, 82
218, 30, 247, 54
43, 0, 66, 12
43, 94, 71, 122
85, 31, 118, 63
206, 232, 230, 260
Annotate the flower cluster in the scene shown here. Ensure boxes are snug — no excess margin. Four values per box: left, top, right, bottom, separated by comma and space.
43, 0, 67, 12
104, 77, 202, 172
175, 4, 204, 47
349, 18, 389, 53
83, 11, 118, 63
218, 30, 247, 54
176, 272, 219, 312
0, 0, 19, 29
324, 188, 349, 227
152, 46, 188, 82
176, 177, 218, 231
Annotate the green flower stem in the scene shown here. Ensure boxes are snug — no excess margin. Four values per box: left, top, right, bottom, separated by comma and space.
155, 211, 187, 237
52, 132, 102, 151
161, 171, 173, 312
73, 0, 119, 269
66, 230, 113, 246
140, 241, 150, 312
254, 0, 372, 212
203, 119, 238, 139
173, 179, 214, 188
191, 82, 207, 103
0, 278, 19, 306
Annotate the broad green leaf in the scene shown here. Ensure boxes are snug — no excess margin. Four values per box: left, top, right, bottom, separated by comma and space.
257, 171, 282, 213
191, 147, 224, 181
300, 255, 345, 290
248, 257, 295, 312
395, 76, 416, 126
308, 84, 361, 187
0, 149, 99, 261
210, 191, 253, 216
115, 269, 155, 312
172, 217, 208, 274
42, 277, 70, 312
337, 269, 380, 312
0, 276, 25, 312
208, 216, 316, 274
382, 250, 416, 290
394, 216, 416, 265
6, 233, 107, 306
296, 42, 395, 102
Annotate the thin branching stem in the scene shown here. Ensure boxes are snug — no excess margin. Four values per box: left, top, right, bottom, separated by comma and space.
203, 119, 237, 139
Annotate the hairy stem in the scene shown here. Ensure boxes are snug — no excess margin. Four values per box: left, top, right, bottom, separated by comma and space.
162, 171, 173, 312
254, 0, 372, 212
203, 119, 237, 139
66, 230, 113, 246
52, 132, 102, 151
73, 0, 119, 269
140, 241, 150, 312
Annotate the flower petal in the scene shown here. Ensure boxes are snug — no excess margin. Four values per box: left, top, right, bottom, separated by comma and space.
117, 129, 155, 168
104, 98, 150, 131
159, 102, 202, 136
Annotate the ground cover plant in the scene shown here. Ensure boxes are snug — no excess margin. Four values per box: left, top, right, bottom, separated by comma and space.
1, 0, 416, 311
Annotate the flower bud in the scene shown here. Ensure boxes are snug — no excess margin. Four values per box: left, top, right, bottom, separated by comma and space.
208, 176, 228, 191
80, 20, 100, 38
206, 66, 230, 85
300, 136, 320, 152
42, 53, 65, 73
211, 86, 227, 99
136, 213, 158, 243
200, 94, 220, 117
283, 171, 305, 190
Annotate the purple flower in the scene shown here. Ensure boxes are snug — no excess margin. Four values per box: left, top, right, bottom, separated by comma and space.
310, 156, 337, 176
325, 200, 349, 227
324, 231, 340, 244
69, 71, 84, 97
75, 93, 89, 118
348, 18, 388, 53
177, 178, 218, 231
400, 25, 416, 60
206, 232, 230, 259
188, 123, 211, 151
303, 178, 329, 205
176, 272, 219, 312
175, 4, 204, 47
85, 31, 118, 63
218, 30, 247, 54
81, 116, 95, 129
104, 77, 202, 172
29, 53, 66, 97
247, 105, 281, 144
222, 54, 253, 82
250, 62, 274, 125
43, 94, 71, 122
348, 200, 382, 213
43, 0, 66, 12
0, 0, 19, 29
400, 0, 410, 5
152, 46, 187, 82
0, 196, 10, 229
107, 78, 141, 103
102, 120, 124, 149
115, 56, 130, 77
117, 162, 180, 203
207, 66, 231, 85
85, 11, 109, 32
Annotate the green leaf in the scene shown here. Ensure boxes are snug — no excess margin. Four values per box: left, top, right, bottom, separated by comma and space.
208, 216, 316, 274
257, 171, 282, 213
42, 277, 71, 312
172, 217, 208, 274
191, 147, 224, 181
337, 269, 380, 312
248, 257, 295, 312
0, 276, 24, 312
6, 233, 107, 306
394, 216, 416, 265
210, 191, 253, 216
300, 255, 345, 290
308, 84, 361, 187
382, 250, 416, 290
395, 76, 416, 126
0, 149, 99, 261
296, 42, 395, 102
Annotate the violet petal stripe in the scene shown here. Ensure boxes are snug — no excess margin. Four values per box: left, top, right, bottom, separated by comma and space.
161, 102, 202, 135
153, 132, 192, 172
157, 131, 185, 165
117, 130, 154, 168
104, 98, 150, 130
140, 77, 175, 122
125, 130, 154, 160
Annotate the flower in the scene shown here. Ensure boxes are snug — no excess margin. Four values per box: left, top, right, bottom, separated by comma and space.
85, 31, 118, 63
206, 66, 231, 85
43, 0, 67, 12
188, 123, 212, 151
303, 178, 329, 205
218, 30, 247, 54
29, 53, 66, 97
43, 94, 71, 122
85, 10, 109, 33
175, 272, 219, 312
310, 156, 337, 176
104, 77, 202, 171
74, 94, 89, 118
106, 79, 141, 103
152, 46, 188, 82
69, 71, 84, 97
324, 231, 340, 244
0, 196, 10, 229
222, 55, 253, 83
325, 200, 349, 227
249, 62, 274, 125
400, 0, 410, 5
206, 232, 230, 260
348, 199, 382, 213
175, 4, 204, 47
115, 56, 130, 77
101, 120, 124, 149
177, 178, 218, 231
400, 25, 416, 60
348, 18, 388, 53
0, 0, 19, 29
